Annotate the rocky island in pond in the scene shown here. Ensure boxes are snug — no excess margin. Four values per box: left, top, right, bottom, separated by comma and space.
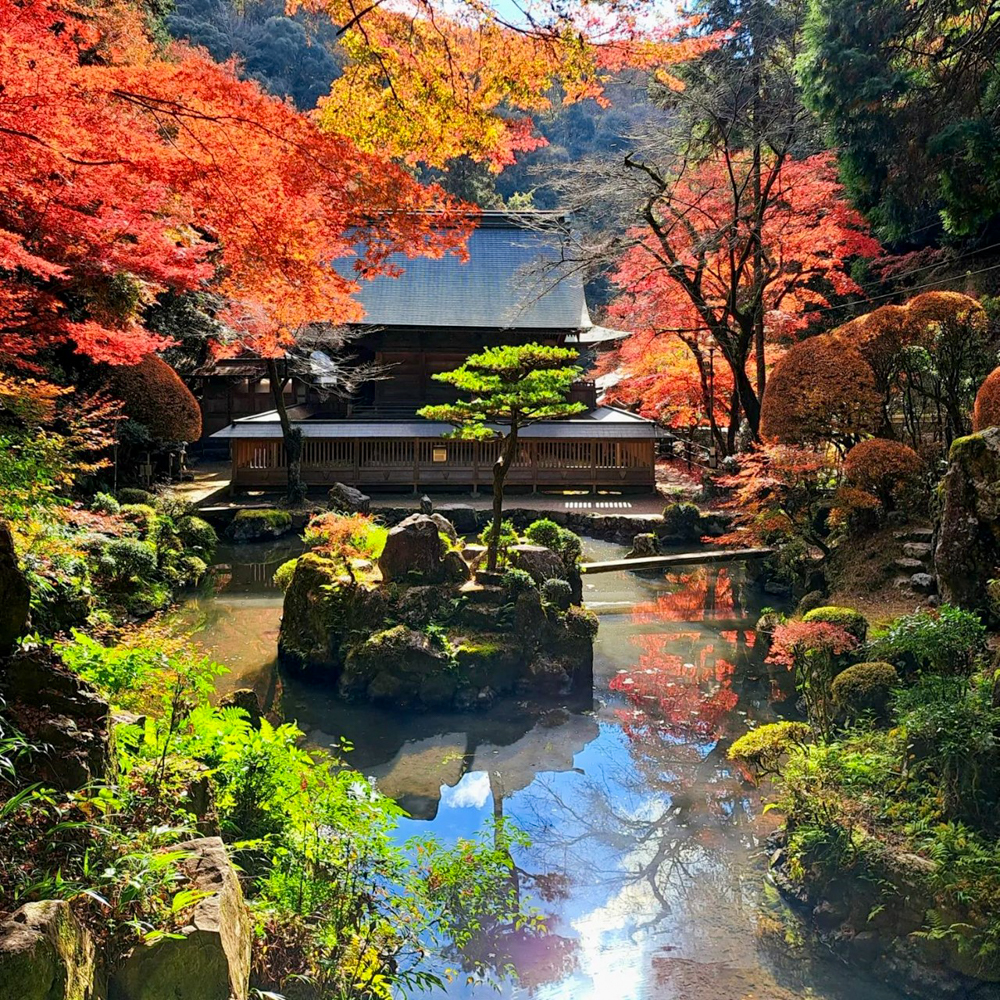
278, 510, 598, 710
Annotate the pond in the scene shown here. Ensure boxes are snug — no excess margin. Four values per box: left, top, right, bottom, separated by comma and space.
172, 537, 903, 1000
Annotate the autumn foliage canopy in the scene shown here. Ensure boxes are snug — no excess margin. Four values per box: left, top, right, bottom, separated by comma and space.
0, 0, 469, 371
973, 367, 1000, 432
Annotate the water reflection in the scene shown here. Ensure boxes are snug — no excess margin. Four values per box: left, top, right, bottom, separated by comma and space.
180, 537, 901, 1000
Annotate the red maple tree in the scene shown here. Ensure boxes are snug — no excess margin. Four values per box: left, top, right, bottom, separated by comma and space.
606, 151, 880, 449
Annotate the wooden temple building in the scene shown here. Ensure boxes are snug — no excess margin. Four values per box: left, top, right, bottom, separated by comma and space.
208, 212, 658, 492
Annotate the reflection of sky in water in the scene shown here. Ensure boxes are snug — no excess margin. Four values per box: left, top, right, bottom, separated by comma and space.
185, 536, 901, 1000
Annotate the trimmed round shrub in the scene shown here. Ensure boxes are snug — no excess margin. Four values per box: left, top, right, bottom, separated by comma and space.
973, 366, 1000, 432
118, 503, 158, 535
843, 438, 924, 511
155, 496, 195, 519
106, 355, 201, 443
760, 335, 881, 449
91, 492, 120, 515
802, 605, 869, 642
728, 721, 811, 781
541, 577, 573, 611
501, 567, 536, 598
99, 538, 157, 583
524, 518, 582, 566
117, 488, 155, 506
176, 515, 218, 557
524, 518, 561, 550
831, 661, 898, 719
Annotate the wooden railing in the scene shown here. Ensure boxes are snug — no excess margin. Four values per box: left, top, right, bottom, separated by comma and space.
232, 436, 655, 490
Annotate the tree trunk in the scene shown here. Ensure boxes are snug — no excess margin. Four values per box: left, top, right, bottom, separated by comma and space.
267, 358, 306, 505
487, 423, 519, 572
733, 364, 762, 441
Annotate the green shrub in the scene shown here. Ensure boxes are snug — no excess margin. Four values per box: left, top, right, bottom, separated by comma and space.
895, 673, 1000, 823
501, 567, 536, 598
91, 492, 120, 515
58, 630, 158, 702
525, 518, 582, 567
175, 516, 218, 558
524, 518, 561, 550
98, 538, 158, 583
541, 577, 573, 611
870, 605, 986, 674
118, 503, 157, 535
273, 558, 299, 592
227, 508, 292, 542
154, 496, 195, 519
830, 661, 898, 719
802, 606, 869, 642
661, 502, 701, 540
728, 721, 811, 782
117, 488, 155, 505
478, 519, 518, 566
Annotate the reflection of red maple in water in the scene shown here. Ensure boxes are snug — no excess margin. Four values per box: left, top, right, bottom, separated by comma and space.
612, 570, 753, 741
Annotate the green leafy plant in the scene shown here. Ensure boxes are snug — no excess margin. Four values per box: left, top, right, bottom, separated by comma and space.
870, 605, 986, 675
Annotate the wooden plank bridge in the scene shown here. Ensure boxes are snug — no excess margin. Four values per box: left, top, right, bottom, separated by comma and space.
580, 547, 774, 575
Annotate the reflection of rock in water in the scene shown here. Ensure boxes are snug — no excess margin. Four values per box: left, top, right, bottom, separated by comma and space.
371, 733, 469, 820
364, 709, 600, 821
469, 709, 600, 800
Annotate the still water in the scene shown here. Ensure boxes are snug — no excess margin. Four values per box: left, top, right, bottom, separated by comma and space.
172, 538, 904, 1000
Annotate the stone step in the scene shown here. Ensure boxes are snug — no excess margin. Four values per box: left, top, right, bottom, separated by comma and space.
895, 557, 925, 573
894, 527, 934, 543
902, 541, 933, 562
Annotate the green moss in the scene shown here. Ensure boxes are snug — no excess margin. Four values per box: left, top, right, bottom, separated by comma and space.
564, 605, 599, 639
227, 508, 292, 542
273, 557, 299, 592
830, 661, 898, 719
802, 605, 869, 641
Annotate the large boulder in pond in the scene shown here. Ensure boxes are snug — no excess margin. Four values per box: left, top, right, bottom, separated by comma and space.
226, 508, 292, 543
110, 837, 252, 1000
278, 553, 388, 673
378, 514, 465, 584
0, 521, 29, 654
0, 900, 97, 1000
328, 482, 370, 515
508, 545, 566, 587
936, 427, 1000, 613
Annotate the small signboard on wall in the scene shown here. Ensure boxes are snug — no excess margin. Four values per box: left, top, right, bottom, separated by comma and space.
432, 446, 448, 463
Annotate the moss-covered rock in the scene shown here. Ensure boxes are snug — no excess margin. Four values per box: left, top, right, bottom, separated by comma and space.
278, 553, 388, 674
0, 900, 96, 1000
226, 508, 292, 543
378, 514, 463, 584
802, 605, 869, 642
340, 626, 450, 705
936, 427, 1000, 614
660, 502, 702, 542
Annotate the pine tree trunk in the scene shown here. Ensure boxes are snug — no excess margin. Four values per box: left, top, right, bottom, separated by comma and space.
487, 423, 519, 572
